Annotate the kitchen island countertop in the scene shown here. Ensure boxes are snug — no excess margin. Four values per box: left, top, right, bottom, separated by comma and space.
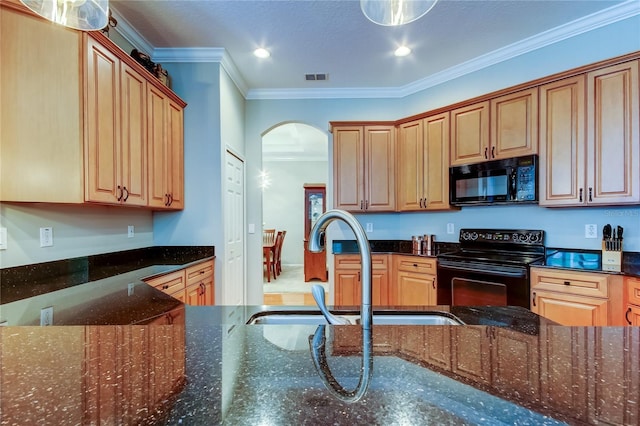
1, 304, 638, 425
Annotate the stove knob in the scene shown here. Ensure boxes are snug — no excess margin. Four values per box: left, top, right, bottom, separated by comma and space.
471, 232, 478, 240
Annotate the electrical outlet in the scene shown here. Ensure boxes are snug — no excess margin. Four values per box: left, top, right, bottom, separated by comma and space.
585, 224, 598, 239
0, 227, 7, 250
40, 306, 53, 326
128, 283, 135, 296
366, 223, 373, 232
447, 223, 455, 234
40, 227, 53, 247
127, 225, 135, 238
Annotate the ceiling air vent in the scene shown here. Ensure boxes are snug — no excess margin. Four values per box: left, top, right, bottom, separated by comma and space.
305, 73, 328, 81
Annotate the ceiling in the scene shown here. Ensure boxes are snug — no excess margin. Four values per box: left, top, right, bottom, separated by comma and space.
109, 0, 637, 100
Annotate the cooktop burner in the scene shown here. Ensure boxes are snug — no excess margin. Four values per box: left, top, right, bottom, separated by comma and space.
438, 229, 546, 267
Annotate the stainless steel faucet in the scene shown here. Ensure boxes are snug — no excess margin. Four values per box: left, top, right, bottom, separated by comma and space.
308, 209, 373, 329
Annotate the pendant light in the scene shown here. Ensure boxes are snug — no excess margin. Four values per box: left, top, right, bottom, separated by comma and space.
20, 0, 109, 31
360, 0, 438, 26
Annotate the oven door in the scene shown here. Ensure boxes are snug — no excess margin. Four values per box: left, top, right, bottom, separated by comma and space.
436, 260, 530, 308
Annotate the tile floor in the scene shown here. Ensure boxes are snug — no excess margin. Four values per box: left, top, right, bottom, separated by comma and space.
263, 264, 328, 306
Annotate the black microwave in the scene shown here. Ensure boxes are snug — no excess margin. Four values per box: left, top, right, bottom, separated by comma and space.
449, 155, 538, 206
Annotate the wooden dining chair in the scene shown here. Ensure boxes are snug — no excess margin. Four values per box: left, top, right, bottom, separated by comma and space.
263, 229, 277, 282
275, 230, 286, 276
263, 229, 276, 246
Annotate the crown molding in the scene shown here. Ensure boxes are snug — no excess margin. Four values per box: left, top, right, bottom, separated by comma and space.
111, 0, 640, 101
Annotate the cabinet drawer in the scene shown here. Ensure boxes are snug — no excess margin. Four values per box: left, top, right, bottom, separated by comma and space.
145, 270, 185, 295
186, 260, 214, 286
335, 254, 388, 270
395, 256, 437, 274
627, 277, 640, 306
530, 267, 608, 298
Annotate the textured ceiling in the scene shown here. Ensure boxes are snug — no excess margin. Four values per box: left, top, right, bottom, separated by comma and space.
109, 0, 636, 98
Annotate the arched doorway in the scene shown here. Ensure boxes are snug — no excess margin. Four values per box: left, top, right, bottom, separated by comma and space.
261, 122, 328, 304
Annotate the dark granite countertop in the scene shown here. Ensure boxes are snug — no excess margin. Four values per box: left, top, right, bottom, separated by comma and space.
0, 246, 214, 325
1, 305, 637, 425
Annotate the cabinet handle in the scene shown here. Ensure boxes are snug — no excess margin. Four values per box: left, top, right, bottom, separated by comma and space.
117, 185, 123, 201
564, 281, 570, 286
432, 277, 436, 289
588, 187, 593, 202
360, 200, 364, 210
199, 282, 205, 296
532, 292, 536, 307
357, 271, 360, 281
162, 284, 169, 290
413, 263, 418, 267
164, 194, 170, 206
626, 307, 632, 325
484, 147, 488, 159
579, 188, 583, 202
123, 186, 129, 202
419, 198, 423, 208
168, 193, 174, 206
491, 146, 495, 158
365, 200, 368, 210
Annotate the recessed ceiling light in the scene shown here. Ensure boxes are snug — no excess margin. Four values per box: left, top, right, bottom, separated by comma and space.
254, 48, 270, 58
395, 46, 411, 57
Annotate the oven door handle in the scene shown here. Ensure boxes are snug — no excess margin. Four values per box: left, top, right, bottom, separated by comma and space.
437, 262, 527, 278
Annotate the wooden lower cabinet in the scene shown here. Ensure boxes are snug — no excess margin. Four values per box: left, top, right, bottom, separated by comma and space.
144, 259, 215, 306
626, 276, 640, 325
530, 267, 623, 326
334, 254, 389, 307
393, 256, 437, 306
185, 260, 215, 306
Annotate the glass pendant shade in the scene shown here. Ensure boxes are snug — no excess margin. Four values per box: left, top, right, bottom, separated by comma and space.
20, 0, 109, 31
360, 0, 438, 26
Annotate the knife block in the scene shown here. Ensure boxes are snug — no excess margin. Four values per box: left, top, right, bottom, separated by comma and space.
602, 242, 622, 272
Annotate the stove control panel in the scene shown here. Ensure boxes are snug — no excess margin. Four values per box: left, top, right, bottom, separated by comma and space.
460, 229, 545, 245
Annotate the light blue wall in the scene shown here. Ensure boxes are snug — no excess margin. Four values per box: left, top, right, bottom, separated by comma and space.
152, 62, 245, 302
153, 62, 222, 247
244, 16, 640, 302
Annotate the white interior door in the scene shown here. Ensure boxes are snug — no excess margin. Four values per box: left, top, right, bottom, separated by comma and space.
224, 150, 245, 306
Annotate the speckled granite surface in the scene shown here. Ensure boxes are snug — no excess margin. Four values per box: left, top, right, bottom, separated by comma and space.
0, 245, 214, 304
1, 305, 637, 425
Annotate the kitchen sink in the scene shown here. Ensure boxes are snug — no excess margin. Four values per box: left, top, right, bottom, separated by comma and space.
246, 310, 464, 325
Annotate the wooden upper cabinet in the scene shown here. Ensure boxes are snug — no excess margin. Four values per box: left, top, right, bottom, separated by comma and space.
586, 60, 639, 205
539, 75, 586, 206
540, 61, 639, 206
450, 101, 490, 166
0, 5, 84, 203
396, 113, 451, 211
0, 2, 185, 208
85, 37, 148, 206
490, 88, 538, 159
332, 124, 395, 212
450, 89, 538, 166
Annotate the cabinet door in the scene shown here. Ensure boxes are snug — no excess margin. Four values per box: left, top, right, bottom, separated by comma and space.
186, 283, 200, 306
334, 269, 360, 307
539, 75, 586, 206
450, 101, 490, 166
1, 7, 84, 203
423, 112, 451, 210
490, 88, 538, 160
531, 289, 608, 326
167, 99, 184, 209
396, 120, 424, 211
396, 271, 436, 306
587, 60, 640, 205
119, 62, 148, 206
85, 36, 120, 204
333, 126, 364, 211
148, 85, 169, 208
364, 126, 395, 211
